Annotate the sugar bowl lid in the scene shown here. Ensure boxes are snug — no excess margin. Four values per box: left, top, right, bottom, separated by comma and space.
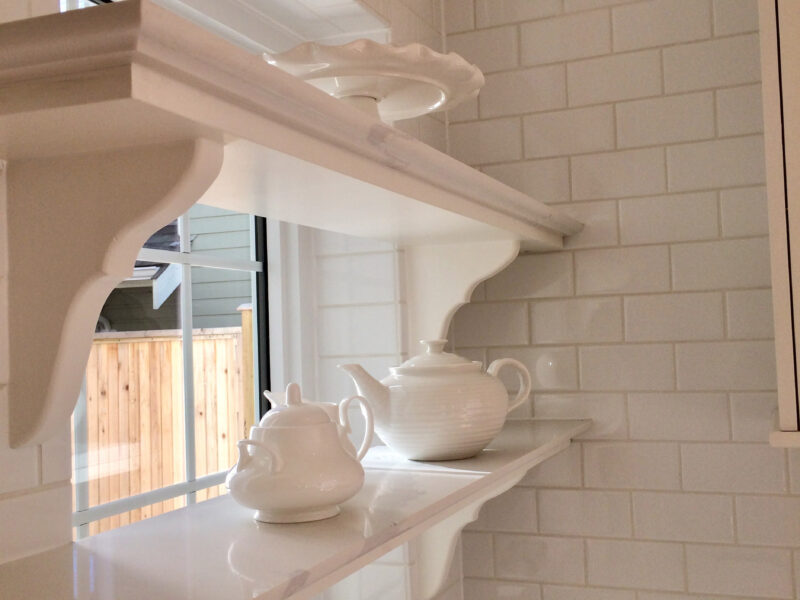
391, 339, 481, 375
258, 382, 331, 427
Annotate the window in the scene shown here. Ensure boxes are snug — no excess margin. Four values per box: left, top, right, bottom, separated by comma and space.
71, 205, 267, 537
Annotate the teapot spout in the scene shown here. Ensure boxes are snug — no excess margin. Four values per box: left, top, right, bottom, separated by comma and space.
338, 364, 389, 414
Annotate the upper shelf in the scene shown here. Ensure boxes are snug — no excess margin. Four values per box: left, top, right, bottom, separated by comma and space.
0, 0, 581, 250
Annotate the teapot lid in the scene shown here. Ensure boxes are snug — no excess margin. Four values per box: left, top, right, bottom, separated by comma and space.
392, 340, 481, 374
257, 383, 332, 427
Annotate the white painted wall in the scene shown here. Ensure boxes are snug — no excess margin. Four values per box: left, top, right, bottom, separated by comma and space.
444, 1, 788, 598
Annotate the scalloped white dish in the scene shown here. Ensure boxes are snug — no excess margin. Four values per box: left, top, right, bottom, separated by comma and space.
264, 39, 484, 122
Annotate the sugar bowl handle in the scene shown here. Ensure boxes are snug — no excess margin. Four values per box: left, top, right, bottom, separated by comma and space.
487, 358, 532, 414
236, 439, 283, 473
339, 395, 374, 461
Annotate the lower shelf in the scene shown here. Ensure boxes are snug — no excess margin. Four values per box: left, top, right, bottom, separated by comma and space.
0, 419, 590, 600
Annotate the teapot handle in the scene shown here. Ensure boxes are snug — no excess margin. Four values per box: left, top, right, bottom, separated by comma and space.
339, 395, 374, 462
487, 358, 532, 415
237, 439, 283, 473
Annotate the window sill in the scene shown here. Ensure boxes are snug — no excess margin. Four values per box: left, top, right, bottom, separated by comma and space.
0, 420, 590, 600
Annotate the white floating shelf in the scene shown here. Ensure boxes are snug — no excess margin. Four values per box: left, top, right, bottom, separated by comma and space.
0, 420, 590, 600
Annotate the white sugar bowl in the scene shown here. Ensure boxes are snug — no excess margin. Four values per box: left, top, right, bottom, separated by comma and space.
226, 382, 373, 523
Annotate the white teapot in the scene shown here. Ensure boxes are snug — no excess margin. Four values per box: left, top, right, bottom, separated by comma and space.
340, 340, 531, 461
226, 382, 374, 523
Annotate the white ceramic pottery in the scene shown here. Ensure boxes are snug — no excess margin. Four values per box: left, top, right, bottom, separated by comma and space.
339, 340, 532, 461
264, 39, 484, 123
226, 382, 374, 523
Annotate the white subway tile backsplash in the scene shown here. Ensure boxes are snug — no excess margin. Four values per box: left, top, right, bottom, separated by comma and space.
486, 252, 573, 299
586, 539, 685, 591
449, 118, 522, 165
41, 424, 71, 485
448, 95, 478, 122
521, 10, 611, 66
561, 201, 619, 249
668, 135, 766, 193
619, 192, 718, 245
730, 392, 777, 442
317, 304, 399, 356
671, 238, 772, 291
736, 496, 800, 547
535, 393, 627, 439
720, 186, 769, 237
576, 246, 670, 296
612, 0, 711, 52
0, 484, 71, 563
716, 84, 764, 137
572, 148, 666, 200
567, 50, 662, 107
476, 0, 561, 28
488, 346, 578, 391
532, 297, 622, 344
447, 26, 518, 73
444, 0, 474, 33
628, 392, 730, 441
443, 4, 790, 598
462, 532, 494, 578
483, 158, 570, 204
681, 443, 787, 493
524, 106, 615, 159
542, 586, 635, 600
663, 34, 761, 93
470, 487, 537, 533
616, 92, 714, 148
419, 114, 447, 152
521, 442, 583, 488
580, 343, 675, 391
712, 0, 760, 35
452, 302, 529, 347
0, 444, 39, 495
726, 289, 774, 340
564, 0, 632, 11
632, 491, 734, 543
465, 579, 542, 600
625, 292, 724, 342
481, 66, 566, 119
538, 489, 632, 537
583, 442, 680, 490
494, 535, 585, 585
676, 340, 776, 391
686, 544, 793, 599
313, 229, 394, 255
316, 253, 398, 305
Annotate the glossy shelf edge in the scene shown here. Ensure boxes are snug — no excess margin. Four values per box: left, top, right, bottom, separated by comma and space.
0, 420, 591, 600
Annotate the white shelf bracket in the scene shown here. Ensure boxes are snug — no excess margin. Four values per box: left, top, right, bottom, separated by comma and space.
5, 138, 223, 447
402, 239, 520, 352
410, 466, 529, 600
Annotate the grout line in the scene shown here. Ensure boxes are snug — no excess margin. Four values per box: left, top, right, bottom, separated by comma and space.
681, 542, 689, 592
726, 392, 734, 441
450, 83, 763, 126
459, 132, 765, 171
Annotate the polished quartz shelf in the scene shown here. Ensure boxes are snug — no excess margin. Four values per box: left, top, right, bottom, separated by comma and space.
0, 420, 590, 600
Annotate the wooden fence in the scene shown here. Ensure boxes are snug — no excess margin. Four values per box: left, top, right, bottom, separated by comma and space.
81, 325, 252, 534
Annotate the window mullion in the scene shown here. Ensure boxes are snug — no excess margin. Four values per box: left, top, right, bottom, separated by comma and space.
177, 214, 197, 505
73, 378, 90, 539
